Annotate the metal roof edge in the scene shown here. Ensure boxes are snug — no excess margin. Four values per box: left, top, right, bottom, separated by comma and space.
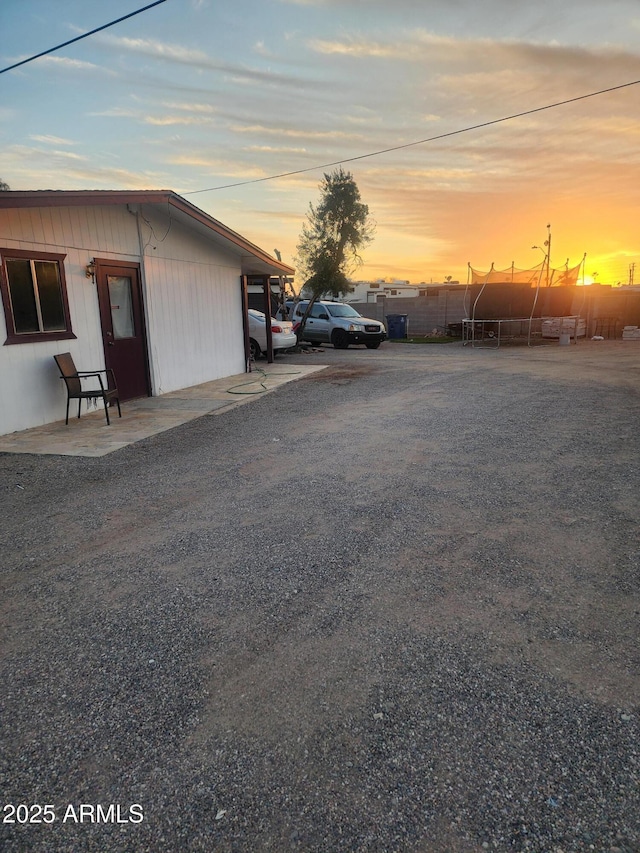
166, 193, 294, 275
0, 189, 294, 276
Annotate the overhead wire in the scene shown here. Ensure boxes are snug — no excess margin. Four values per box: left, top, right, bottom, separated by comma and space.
0, 0, 168, 75
183, 77, 640, 195
2, 2, 639, 204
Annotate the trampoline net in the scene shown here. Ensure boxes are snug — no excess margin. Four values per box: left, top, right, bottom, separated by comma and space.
469, 261, 582, 287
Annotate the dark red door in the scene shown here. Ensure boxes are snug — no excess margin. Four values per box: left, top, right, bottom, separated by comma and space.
96, 261, 150, 401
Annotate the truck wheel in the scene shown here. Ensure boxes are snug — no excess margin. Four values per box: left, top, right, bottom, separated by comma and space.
332, 330, 349, 349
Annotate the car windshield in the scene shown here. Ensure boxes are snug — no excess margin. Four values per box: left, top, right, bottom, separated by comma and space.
325, 304, 361, 318
248, 310, 266, 323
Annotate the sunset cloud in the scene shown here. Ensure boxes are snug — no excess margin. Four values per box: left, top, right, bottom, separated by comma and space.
0, 145, 166, 190
103, 35, 319, 88
3, 0, 640, 284
144, 115, 217, 126
229, 123, 363, 141
29, 135, 77, 146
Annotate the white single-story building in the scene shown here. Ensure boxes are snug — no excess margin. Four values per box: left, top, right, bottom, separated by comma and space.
0, 189, 294, 436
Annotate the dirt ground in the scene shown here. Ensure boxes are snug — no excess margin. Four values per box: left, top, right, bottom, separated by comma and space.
287, 341, 640, 708
1, 338, 639, 852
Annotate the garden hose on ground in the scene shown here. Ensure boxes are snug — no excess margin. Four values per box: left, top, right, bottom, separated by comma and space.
226, 367, 302, 395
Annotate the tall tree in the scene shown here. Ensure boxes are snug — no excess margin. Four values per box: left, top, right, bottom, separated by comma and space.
294, 167, 374, 336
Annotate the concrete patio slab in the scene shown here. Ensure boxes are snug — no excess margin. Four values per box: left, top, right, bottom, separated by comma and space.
0, 363, 325, 457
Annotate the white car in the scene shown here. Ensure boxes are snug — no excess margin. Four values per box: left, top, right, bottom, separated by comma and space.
247, 309, 297, 359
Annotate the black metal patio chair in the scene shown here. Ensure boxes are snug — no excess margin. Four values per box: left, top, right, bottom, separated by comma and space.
53, 352, 121, 426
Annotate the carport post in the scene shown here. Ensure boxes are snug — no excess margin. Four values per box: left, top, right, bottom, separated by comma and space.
241, 275, 252, 372
261, 276, 274, 363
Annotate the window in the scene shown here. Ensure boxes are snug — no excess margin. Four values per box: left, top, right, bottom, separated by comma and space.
325, 303, 360, 318
0, 249, 75, 344
310, 303, 328, 319
107, 276, 135, 339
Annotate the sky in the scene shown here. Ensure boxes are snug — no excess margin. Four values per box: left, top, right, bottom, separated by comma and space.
2, 0, 640, 287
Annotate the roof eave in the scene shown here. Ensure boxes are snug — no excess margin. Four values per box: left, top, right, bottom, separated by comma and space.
0, 189, 294, 277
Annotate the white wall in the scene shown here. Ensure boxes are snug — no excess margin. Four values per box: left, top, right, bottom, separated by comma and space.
137, 208, 246, 395
0, 203, 246, 435
0, 205, 140, 433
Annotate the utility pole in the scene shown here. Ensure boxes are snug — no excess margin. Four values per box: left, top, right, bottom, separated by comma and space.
629, 262, 635, 286
532, 223, 551, 285
545, 223, 551, 287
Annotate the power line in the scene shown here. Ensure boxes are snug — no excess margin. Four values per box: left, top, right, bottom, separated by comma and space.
184, 77, 640, 195
4, 6, 638, 197
0, 0, 168, 75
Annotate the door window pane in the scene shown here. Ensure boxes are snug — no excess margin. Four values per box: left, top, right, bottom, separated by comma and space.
108, 276, 135, 339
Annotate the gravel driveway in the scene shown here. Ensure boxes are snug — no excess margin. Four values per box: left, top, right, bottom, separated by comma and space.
1, 340, 639, 852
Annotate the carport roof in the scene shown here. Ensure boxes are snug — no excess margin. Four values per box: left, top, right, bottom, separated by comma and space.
0, 189, 295, 277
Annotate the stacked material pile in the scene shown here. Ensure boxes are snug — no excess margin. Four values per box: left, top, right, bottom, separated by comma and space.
541, 316, 587, 338
622, 325, 640, 340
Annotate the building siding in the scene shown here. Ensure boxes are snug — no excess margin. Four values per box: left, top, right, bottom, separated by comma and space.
0, 203, 247, 434
138, 209, 245, 394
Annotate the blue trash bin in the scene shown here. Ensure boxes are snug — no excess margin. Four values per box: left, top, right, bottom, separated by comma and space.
386, 314, 408, 339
